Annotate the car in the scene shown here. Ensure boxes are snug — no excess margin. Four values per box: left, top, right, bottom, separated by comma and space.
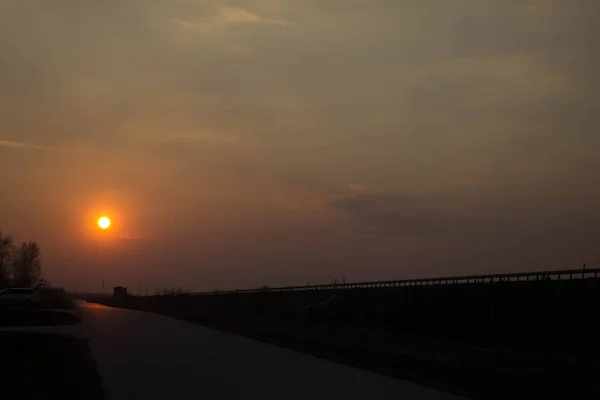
0, 288, 40, 308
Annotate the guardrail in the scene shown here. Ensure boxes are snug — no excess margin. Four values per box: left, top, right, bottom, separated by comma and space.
191, 267, 600, 296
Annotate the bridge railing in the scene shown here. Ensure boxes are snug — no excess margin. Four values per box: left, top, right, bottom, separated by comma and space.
190, 267, 600, 296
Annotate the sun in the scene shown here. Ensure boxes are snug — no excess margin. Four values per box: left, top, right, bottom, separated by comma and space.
98, 217, 111, 230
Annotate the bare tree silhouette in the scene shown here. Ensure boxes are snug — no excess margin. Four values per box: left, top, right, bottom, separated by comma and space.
0, 231, 15, 289
12, 241, 42, 287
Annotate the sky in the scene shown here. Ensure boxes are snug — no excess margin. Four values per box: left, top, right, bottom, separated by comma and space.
1, 0, 599, 293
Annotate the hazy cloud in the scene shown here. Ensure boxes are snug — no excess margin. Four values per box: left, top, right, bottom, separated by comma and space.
219, 7, 290, 25
173, 6, 291, 35
113, 231, 146, 241
220, 7, 262, 23
0, 141, 62, 151
348, 184, 367, 194
326, 196, 440, 236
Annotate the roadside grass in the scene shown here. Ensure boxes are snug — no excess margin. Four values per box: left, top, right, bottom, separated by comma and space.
101, 294, 600, 400
0, 309, 80, 327
218, 320, 600, 400
0, 332, 105, 400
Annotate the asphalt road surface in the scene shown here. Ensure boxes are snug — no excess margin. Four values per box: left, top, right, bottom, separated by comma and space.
78, 302, 464, 400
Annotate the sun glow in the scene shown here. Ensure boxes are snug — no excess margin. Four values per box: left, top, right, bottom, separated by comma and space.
98, 217, 111, 229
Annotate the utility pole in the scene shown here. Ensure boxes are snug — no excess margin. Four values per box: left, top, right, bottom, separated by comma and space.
145, 284, 148, 297
139, 283, 142, 296
102, 278, 105, 294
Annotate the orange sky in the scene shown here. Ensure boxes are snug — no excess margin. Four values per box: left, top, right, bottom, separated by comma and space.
1, 1, 598, 292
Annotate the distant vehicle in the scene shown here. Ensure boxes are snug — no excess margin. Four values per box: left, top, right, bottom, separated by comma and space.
0, 288, 40, 308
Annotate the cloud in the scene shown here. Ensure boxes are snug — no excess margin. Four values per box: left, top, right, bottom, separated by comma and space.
125, 124, 241, 145
219, 8, 262, 23
114, 231, 145, 241
174, 6, 291, 35
219, 7, 292, 26
325, 195, 440, 236
348, 184, 367, 194
0, 141, 62, 151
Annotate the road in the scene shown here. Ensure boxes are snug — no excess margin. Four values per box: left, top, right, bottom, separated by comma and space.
78, 302, 464, 400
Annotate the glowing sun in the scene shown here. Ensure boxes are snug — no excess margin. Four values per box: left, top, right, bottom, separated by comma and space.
98, 217, 112, 230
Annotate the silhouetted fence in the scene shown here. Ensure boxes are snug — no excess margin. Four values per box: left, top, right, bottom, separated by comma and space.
101, 266, 600, 352
192, 267, 599, 296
